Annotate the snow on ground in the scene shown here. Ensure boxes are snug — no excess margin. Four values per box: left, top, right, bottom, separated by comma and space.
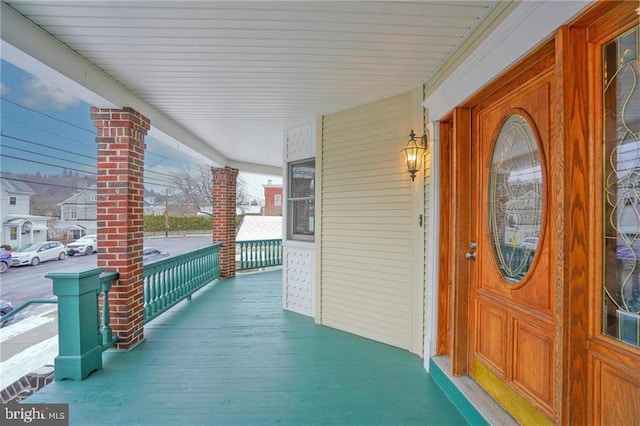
0, 313, 58, 390
0, 314, 55, 342
0, 336, 57, 389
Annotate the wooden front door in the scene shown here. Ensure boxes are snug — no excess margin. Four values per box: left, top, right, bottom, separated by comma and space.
468, 62, 557, 424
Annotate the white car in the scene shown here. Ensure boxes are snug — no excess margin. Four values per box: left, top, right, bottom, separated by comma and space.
11, 241, 67, 266
67, 234, 98, 256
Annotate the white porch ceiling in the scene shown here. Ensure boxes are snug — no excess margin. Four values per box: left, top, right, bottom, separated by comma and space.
2, 1, 496, 172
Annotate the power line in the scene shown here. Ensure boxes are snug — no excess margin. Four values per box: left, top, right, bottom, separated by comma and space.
145, 168, 179, 179
2, 145, 96, 170
1, 116, 96, 149
1, 176, 94, 191
1, 97, 95, 134
1, 153, 97, 175
2, 98, 215, 170
3, 175, 179, 192
1, 133, 96, 160
2, 151, 179, 189
3, 134, 181, 182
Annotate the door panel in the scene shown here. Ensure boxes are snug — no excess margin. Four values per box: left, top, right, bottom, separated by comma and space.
470, 71, 556, 420
475, 301, 507, 375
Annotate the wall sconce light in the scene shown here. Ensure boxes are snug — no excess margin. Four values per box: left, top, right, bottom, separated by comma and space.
402, 129, 428, 181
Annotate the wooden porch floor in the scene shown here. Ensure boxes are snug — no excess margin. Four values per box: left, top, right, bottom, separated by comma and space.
27, 270, 467, 425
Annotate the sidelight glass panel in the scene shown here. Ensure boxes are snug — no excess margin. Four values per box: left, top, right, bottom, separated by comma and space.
603, 25, 640, 347
488, 115, 543, 283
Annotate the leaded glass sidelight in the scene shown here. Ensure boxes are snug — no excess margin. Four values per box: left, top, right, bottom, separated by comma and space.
488, 115, 543, 283
603, 25, 640, 348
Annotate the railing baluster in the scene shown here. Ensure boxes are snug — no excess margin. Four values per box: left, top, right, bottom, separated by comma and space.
235, 239, 283, 272
99, 271, 119, 348
142, 243, 222, 323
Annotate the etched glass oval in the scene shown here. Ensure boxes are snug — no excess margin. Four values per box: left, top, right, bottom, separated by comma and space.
488, 114, 543, 283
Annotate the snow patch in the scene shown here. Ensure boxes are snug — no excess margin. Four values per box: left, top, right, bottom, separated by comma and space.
0, 315, 55, 343
0, 336, 58, 389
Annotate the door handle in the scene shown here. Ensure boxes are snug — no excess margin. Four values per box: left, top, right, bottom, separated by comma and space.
465, 241, 477, 261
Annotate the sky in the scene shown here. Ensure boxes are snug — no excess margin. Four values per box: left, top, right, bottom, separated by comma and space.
0, 59, 281, 201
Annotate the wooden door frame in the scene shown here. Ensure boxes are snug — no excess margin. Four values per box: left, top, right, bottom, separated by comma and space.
436, 118, 452, 356
437, 109, 472, 375
436, 2, 640, 423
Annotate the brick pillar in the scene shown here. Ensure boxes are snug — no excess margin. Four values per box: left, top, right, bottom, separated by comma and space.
91, 106, 150, 350
212, 166, 239, 278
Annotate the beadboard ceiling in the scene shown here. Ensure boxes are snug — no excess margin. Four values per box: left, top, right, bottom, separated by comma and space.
2, 1, 495, 171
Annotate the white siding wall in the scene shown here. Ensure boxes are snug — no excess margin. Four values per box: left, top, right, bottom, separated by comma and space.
1, 192, 30, 216
320, 93, 416, 351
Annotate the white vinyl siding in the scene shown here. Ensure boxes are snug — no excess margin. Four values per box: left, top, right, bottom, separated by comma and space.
321, 93, 414, 350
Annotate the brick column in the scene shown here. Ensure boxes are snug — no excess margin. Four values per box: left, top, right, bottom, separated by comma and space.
91, 107, 150, 350
212, 166, 239, 278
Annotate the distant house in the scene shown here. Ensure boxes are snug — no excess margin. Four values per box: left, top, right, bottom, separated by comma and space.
54, 184, 98, 240
262, 180, 282, 216
0, 175, 50, 249
54, 186, 165, 239
144, 196, 165, 216
58, 184, 97, 222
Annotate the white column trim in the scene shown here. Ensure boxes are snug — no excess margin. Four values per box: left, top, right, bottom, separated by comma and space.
424, 121, 440, 371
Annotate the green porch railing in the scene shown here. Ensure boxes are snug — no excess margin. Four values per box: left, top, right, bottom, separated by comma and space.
0, 273, 118, 354
0, 298, 58, 327
143, 242, 221, 323
99, 271, 119, 349
237, 239, 283, 271
44, 268, 119, 380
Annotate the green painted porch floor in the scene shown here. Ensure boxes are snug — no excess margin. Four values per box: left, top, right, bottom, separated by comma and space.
27, 270, 467, 425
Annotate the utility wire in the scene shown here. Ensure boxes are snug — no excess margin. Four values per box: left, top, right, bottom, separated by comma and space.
1, 176, 94, 191
1, 116, 96, 149
1, 97, 95, 134
3, 134, 180, 182
1, 133, 96, 160
3, 175, 179, 192
2, 145, 97, 170
1, 153, 97, 175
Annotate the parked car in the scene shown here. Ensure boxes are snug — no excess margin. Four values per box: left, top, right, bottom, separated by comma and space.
0, 300, 14, 327
67, 234, 98, 256
11, 241, 67, 266
0, 248, 11, 273
143, 247, 169, 264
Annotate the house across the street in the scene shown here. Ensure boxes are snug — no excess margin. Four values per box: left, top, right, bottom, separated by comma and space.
0, 174, 50, 249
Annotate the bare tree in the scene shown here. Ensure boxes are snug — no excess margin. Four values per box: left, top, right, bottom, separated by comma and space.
173, 165, 252, 214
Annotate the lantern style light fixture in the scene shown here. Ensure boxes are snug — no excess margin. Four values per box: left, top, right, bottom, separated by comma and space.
402, 129, 428, 181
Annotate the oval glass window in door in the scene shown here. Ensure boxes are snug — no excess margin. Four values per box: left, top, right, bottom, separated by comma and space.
488, 114, 544, 283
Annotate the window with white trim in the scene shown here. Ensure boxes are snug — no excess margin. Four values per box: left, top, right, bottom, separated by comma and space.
288, 159, 315, 241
